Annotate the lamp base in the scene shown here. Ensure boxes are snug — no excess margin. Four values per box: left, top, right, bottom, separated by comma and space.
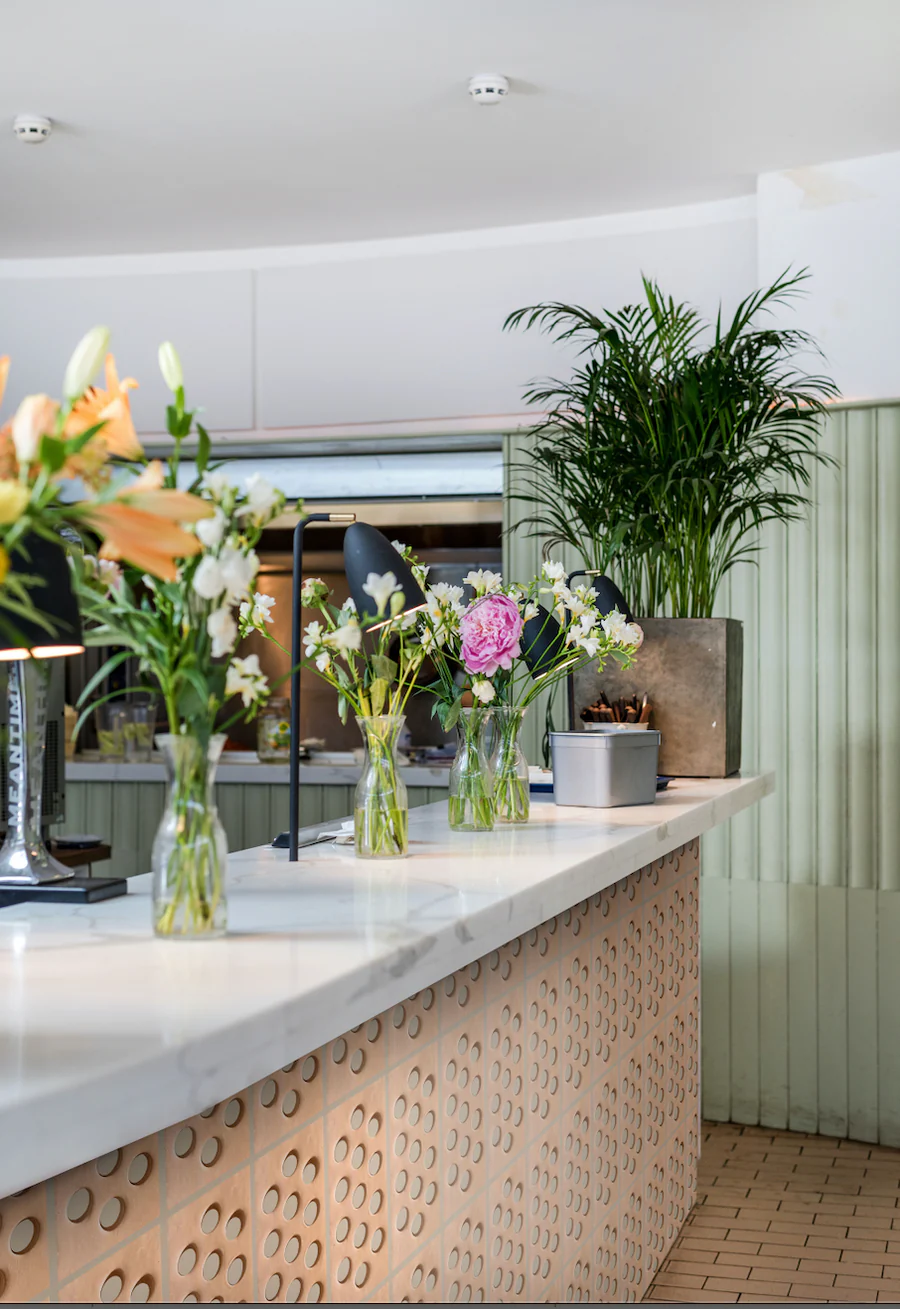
0, 876, 126, 907
0, 839, 75, 886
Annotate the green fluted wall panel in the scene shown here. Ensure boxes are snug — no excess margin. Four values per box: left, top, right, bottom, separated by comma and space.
694, 403, 900, 1144
505, 402, 900, 1143
59, 783, 438, 880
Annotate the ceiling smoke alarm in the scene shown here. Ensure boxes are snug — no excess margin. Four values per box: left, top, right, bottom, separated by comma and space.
13, 114, 52, 144
468, 74, 509, 105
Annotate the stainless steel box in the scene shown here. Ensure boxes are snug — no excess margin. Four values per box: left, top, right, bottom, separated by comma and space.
550, 728, 660, 808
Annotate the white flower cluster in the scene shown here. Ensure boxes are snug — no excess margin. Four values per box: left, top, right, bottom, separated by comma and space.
422, 582, 465, 651
302, 612, 363, 671
225, 654, 268, 708
391, 540, 430, 588
463, 568, 503, 597
188, 472, 284, 661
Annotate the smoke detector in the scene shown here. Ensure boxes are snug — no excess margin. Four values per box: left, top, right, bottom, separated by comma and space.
13, 114, 52, 144
468, 74, 509, 105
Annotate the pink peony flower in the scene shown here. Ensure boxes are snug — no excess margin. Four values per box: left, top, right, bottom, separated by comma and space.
460, 593, 524, 677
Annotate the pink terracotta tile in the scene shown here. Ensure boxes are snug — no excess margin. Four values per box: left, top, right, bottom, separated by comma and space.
254, 1117, 326, 1305
58, 1228, 161, 1304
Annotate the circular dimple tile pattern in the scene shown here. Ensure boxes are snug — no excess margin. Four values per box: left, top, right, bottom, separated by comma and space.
591, 931, 618, 1068
562, 954, 590, 1094
66, 1187, 92, 1223
127, 1153, 151, 1187
173, 1128, 195, 1159
9, 1216, 38, 1254
487, 999, 524, 1165
98, 1196, 124, 1232
96, 1151, 121, 1179
527, 971, 560, 1123
100, 1271, 123, 1302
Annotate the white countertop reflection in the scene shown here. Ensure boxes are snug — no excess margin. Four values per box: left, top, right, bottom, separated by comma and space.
0, 774, 772, 1197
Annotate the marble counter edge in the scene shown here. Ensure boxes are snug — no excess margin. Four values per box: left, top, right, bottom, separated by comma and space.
1, 773, 772, 1197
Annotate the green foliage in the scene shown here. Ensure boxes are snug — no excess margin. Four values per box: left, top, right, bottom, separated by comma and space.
505, 269, 839, 617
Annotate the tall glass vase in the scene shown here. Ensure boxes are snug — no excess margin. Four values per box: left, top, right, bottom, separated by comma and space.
491, 706, 530, 825
153, 733, 227, 938
354, 715, 409, 858
448, 706, 494, 831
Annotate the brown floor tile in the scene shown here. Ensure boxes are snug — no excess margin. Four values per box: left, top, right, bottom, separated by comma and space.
648, 1122, 900, 1306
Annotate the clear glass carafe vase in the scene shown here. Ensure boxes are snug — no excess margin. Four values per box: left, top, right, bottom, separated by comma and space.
354, 715, 409, 858
152, 733, 228, 937
491, 706, 530, 825
448, 706, 494, 831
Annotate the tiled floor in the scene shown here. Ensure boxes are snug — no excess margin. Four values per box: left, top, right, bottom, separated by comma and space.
647, 1121, 900, 1304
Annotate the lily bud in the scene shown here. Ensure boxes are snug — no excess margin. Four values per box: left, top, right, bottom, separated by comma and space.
158, 341, 183, 393
12, 394, 59, 464
63, 325, 110, 399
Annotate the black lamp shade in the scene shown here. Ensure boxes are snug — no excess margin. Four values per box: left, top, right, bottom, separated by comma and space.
343, 523, 426, 622
0, 535, 84, 660
591, 575, 633, 623
521, 604, 567, 678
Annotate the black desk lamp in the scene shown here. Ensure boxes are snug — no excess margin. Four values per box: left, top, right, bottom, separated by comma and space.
278, 519, 426, 861
0, 536, 85, 886
564, 571, 631, 730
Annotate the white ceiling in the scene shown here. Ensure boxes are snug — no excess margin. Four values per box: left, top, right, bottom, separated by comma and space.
3, 0, 900, 257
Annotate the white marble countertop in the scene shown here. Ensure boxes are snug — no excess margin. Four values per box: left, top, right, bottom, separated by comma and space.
0, 773, 772, 1197
66, 757, 452, 786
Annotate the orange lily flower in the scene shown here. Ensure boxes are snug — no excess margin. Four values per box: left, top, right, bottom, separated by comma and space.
80, 466, 214, 581
66, 353, 143, 462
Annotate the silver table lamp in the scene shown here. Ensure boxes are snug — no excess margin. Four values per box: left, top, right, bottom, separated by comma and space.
0, 535, 85, 886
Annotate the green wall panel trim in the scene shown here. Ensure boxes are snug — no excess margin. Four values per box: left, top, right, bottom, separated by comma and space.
728, 879, 760, 1123
877, 891, 900, 1148
62, 780, 441, 880
848, 890, 879, 1143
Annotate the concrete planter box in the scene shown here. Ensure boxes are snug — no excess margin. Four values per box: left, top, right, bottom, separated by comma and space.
572, 617, 743, 778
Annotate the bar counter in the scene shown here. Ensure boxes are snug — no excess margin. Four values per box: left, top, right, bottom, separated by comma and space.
0, 775, 772, 1303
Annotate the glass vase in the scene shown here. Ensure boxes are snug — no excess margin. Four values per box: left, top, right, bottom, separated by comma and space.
152, 733, 228, 938
491, 706, 530, 825
448, 706, 494, 831
354, 715, 409, 858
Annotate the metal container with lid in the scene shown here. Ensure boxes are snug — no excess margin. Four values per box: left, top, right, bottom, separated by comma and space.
550, 727, 660, 808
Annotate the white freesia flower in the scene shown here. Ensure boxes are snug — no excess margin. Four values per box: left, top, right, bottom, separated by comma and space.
428, 582, 465, 613
192, 554, 226, 600
542, 560, 567, 584
303, 620, 325, 654
207, 605, 238, 658
240, 473, 282, 525
315, 650, 332, 672
97, 559, 123, 592
571, 632, 602, 658
601, 609, 629, 642
328, 619, 363, 654
225, 653, 268, 708
300, 577, 329, 606
219, 545, 258, 603
390, 540, 408, 556
471, 678, 496, 704
196, 507, 227, 548
202, 471, 232, 503
239, 591, 275, 629
361, 571, 401, 615
622, 621, 644, 649
63, 325, 110, 399
341, 596, 358, 615
523, 601, 540, 621
463, 568, 503, 596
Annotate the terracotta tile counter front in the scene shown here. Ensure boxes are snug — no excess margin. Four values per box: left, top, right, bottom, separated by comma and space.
0, 777, 772, 1303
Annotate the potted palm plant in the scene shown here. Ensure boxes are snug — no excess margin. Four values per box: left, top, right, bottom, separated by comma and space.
505, 269, 838, 775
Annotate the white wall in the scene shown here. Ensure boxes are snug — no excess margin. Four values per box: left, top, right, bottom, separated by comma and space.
758, 150, 900, 402
0, 199, 757, 436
